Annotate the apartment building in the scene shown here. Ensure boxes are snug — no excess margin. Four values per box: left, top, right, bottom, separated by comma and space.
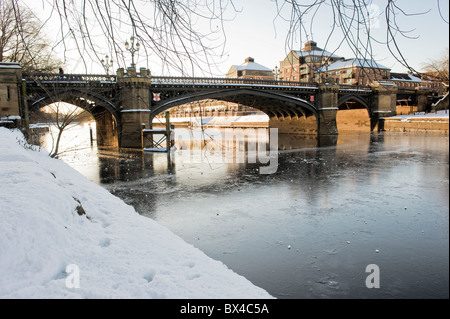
279, 41, 343, 82
316, 58, 391, 85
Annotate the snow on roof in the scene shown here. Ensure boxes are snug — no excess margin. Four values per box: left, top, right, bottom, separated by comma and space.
232, 59, 273, 72
317, 58, 390, 72
293, 49, 342, 59
390, 72, 423, 82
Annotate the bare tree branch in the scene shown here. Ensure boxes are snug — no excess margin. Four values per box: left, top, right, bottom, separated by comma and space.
1, 0, 62, 72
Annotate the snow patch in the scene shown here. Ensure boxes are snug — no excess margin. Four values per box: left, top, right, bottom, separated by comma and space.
0, 128, 273, 299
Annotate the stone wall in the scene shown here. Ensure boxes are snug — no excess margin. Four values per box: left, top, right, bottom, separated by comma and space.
0, 63, 22, 122
380, 117, 449, 134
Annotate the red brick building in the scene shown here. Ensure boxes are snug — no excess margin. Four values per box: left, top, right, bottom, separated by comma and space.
316, 58, 391, 85
279, 41, 343, 82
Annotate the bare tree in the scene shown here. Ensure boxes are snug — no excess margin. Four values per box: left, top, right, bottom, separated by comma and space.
37, 0, 238, 76
12, 0, 445, 78
43, 102, 92, 158
422, 48, 449, 87
271, 0, 449, 77
0, 0, 62, 72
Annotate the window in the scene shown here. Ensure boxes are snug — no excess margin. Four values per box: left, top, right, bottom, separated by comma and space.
335, 71, 340, 75
293, 68, 298, 72
306, 56, 321, 63
293, 76, 297, 80
285, 69, 290, 73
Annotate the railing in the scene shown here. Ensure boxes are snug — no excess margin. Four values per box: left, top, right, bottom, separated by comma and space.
339, 84, 372, 91
23, 73, 117, 83
23, 72, 375, 91
150, 76, 319, 88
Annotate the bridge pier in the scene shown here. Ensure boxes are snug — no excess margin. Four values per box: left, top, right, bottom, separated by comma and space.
0, 62, 23, 127
268, 84, 339, 136
415, 87, 431, 112
117, 67, 152, 149
94, 111, 118, 148
370, 83, 398, 130
317, 84, 339, 135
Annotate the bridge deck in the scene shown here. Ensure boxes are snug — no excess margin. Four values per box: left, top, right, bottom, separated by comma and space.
23, 73, 372, 92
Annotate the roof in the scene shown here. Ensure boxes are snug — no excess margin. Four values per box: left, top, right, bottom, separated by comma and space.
231, 58, 273, 73
293, 49, 342, 59
317, 58, 391, 72
390, 72, 423, 82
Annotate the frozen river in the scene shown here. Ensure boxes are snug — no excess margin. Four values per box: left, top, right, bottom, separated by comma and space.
39, 123, 449, 298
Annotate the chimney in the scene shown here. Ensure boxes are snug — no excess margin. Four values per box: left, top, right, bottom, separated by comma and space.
303, 41, 317, 51
245, 57, 255, 63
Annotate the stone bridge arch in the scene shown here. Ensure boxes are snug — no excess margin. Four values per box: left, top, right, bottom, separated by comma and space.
338, 94, 371, 112
28, 87, 120, 147
150, 88, 319, 129
337, 94, 372, 132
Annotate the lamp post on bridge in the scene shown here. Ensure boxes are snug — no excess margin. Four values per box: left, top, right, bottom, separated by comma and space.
273, 66, 279, 81
101, 55, 113, 78
125, 36, 140, 69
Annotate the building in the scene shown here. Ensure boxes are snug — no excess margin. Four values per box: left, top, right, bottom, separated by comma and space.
415, 72, 448, 96
391, 72, 447, 96
390, 72, 424, 89
279, 41, 343, 82
316, 58, 391, 85
226, 57, 274, 80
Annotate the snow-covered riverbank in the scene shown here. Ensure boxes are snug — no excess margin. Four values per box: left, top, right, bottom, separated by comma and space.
0, 128, 272, 299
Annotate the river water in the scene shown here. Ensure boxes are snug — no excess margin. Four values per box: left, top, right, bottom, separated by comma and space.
38, 122, 449, 299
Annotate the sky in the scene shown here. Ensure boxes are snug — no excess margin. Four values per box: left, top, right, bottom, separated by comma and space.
219, 0, 450, 74
23, 0, 449, 76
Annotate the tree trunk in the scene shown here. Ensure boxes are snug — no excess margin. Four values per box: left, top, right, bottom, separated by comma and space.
51, 128, 64, 158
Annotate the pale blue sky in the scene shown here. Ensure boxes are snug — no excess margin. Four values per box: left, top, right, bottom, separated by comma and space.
25, 0, 449, 75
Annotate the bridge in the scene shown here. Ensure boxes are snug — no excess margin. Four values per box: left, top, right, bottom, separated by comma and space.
0, 63, 432, 149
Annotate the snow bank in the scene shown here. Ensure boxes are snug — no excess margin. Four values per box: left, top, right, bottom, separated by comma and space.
0, 128, 272, 299
386, 113, 449, 121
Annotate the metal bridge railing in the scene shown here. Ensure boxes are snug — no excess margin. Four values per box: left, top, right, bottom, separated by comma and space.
23, 73, 319, 88
23, 73, 374, 91
339, 84, 372, 91
150, 76, 319, 88
23, 73, 117, 83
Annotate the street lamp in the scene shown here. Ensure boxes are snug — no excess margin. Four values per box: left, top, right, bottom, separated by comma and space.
101, 55, 114, 77
125, 36, 140, 69
273, 66, 279, 81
